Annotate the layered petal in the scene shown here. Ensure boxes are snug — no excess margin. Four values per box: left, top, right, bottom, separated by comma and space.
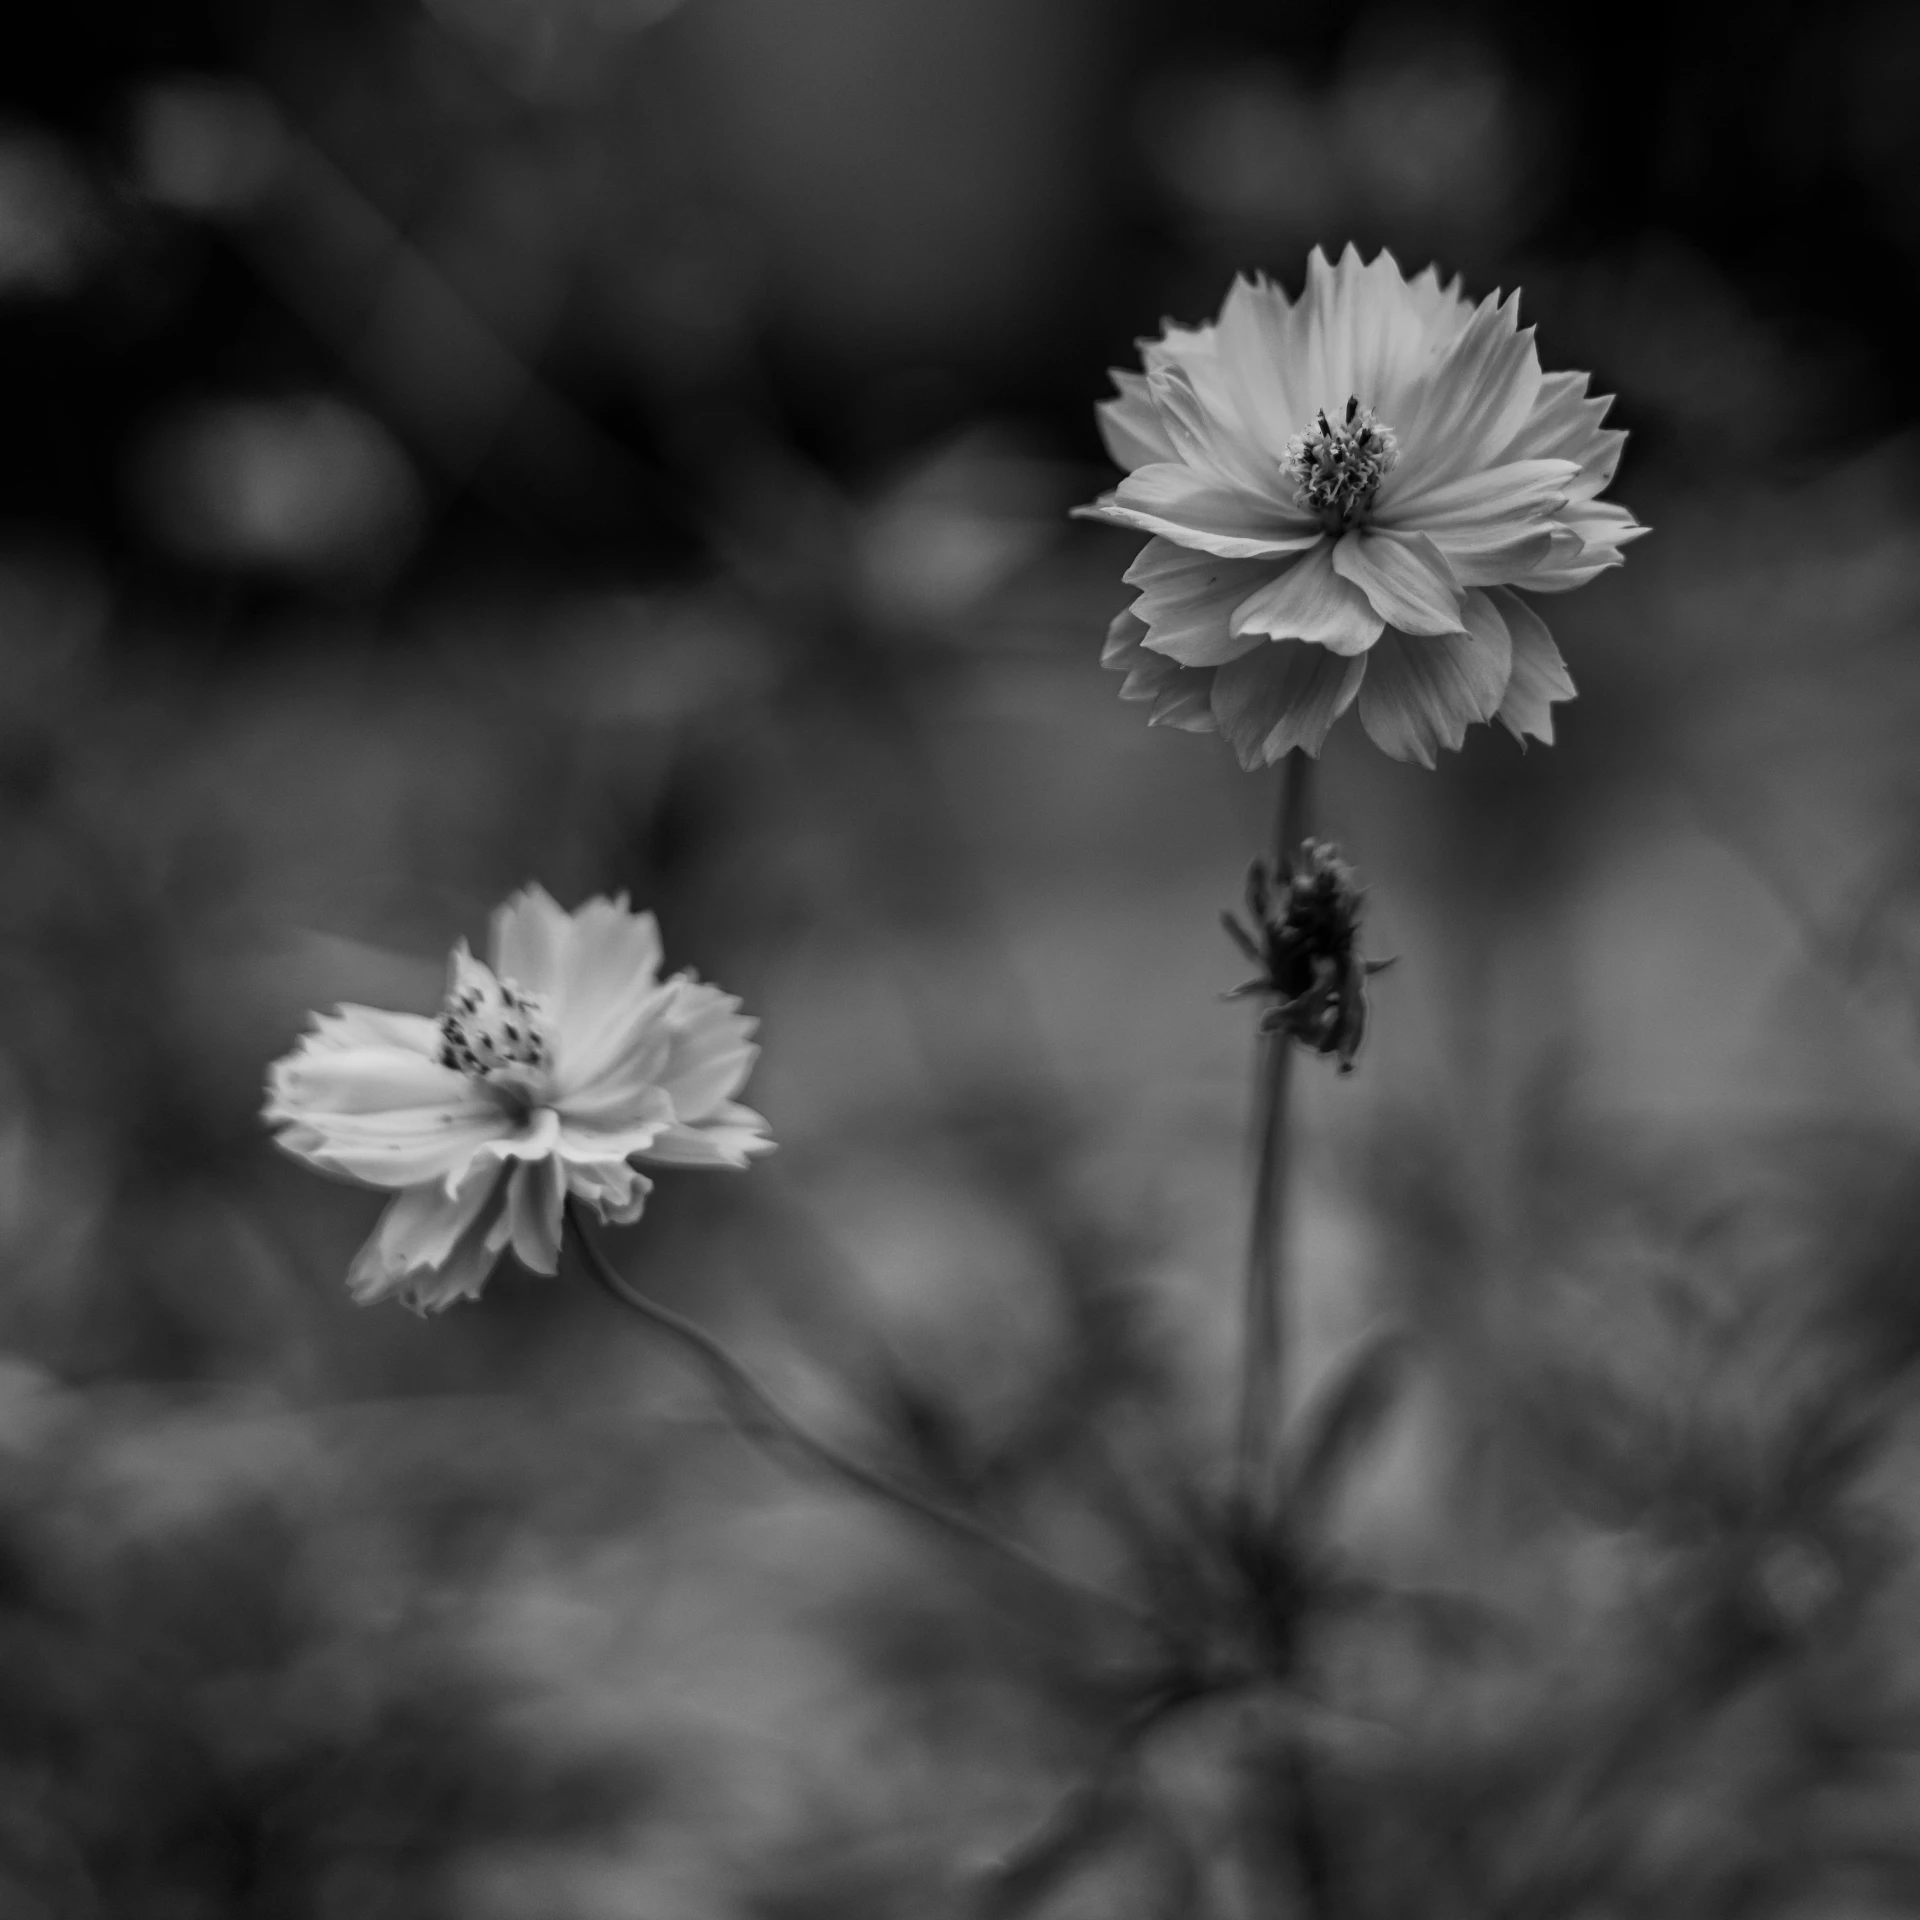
1228, 541, 1383, 655
1375, 456, 1577, 531
1211, 273, 1310, 455
505, 1154, 566, 1274
1486, 588, 1575, 744
1081, 463, 1326, 559
297, 1004, 443, 1059
1525, 500, 1650, 591
1293, 244, 1438, 429
489, 886, 669, 1093
265, 1024, 511, 1191
1125, 537, 1273, 668
1146, 364, 1301, 509
347, 1164, 509, 1312
1329, 529, 1464, 636
1210, 639, 1366, 768
557, 1086, 675, 1159
1101, 611, 1218, 733
1096, 370, 1175, 472
659, 985, 761, 1122
1497, 368, 1627, 493
272, 1045, 474, 1116
1390, 290, 1543, 496
1356, 615, 1512, 767
488, 884, 574, 1002
636, 1103, 775, 1169
566, 1157, 655, 1227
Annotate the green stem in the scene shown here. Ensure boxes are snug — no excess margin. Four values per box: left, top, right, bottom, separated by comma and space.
1234, 749, 1313, 1518
563, 1200, 1152, 1632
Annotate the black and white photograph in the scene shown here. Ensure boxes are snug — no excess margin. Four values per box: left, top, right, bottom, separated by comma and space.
2, 1, 1918, 1913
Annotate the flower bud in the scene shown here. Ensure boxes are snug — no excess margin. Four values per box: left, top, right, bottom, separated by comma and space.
1222, 840, 1394, 1074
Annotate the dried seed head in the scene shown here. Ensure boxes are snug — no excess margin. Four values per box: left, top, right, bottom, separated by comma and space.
1222, 839, 1393, 1073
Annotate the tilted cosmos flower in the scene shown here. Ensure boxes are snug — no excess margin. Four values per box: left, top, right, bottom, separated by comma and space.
265, 887, 772, 1311
1083, 246, 1646, 767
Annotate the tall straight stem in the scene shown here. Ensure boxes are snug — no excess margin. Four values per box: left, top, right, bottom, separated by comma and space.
1234, 749, 1313, 1516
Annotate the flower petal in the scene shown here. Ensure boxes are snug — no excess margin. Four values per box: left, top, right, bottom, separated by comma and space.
1102, 611, 1219, 733
557, 1088, 674, 1158
266, 1033, 510, 1191
1355, 616, 1512, 767
1146, 365, 1301, 509
1124, 537, 1272, 667
505, 1155, 565, 1274
347, 1165, 508, 1311
271, 1045, 473, 1115
1229, 541, 1382, 655
299, 1006, 443, 1058
1423, 523, 1584, 589
1497, 368, 1627, 492
1295, 244, 1436, 426
488, 884, 573, 1001
1096, 370, 1175, 471
1486, 588, 1575, 744
1209, 639, 1366, 767
1392, 290, 1543, 492
560, 976, 764, 1141
1375, 456, 1578, 529
660, 985, 761, 1121
1079, 464, 1327, 560
566, 1157, 655, 1227
544, 896, 666, 1090
1329, 529, 1464, 636
638, 1105, 775, 1169
1525, 501, 1650, 591
1212, 273, 1310, 454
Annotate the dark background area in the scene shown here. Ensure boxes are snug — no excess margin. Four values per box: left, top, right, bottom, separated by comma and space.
0, 3, 1918, 1916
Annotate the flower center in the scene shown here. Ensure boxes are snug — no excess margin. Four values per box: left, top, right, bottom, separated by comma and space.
1283, 396, 1399, 528
439, 956, 550, 1083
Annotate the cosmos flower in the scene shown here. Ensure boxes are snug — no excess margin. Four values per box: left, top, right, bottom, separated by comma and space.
265, 887, 771, 1312
1083, 246, 1645, 767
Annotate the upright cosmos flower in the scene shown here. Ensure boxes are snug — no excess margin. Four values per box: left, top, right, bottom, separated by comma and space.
1083, 246, 1646, 768
265, 887, 772, 1312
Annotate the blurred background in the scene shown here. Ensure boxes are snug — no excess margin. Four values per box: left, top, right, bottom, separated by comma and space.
2, 1, 1920, 1914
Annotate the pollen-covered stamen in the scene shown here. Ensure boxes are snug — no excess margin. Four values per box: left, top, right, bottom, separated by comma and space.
438, 957, 550, 1083
1283, 395, 1400, 527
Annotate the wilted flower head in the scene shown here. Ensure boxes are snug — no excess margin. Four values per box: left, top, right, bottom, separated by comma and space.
265, 887, 771, 1312
1224, 842, 1392, 1073
1085, 246, 1646, 767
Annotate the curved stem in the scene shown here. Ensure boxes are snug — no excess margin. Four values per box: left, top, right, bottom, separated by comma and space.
1234, 750, 1313, 1519
564, 1200, 1153, 1631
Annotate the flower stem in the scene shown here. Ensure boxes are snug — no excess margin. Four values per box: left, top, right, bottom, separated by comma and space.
563, 1200, 1152, 1631
1234, 749, 1313, 1519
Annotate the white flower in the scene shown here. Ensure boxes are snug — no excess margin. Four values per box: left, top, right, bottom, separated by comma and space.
1082, 245, 1647, 767
265, 887, 772, 1312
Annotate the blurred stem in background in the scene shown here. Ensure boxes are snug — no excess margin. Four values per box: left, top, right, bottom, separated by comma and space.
562, 1200, 1152, 1634
1236, 750, 1313, 1520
